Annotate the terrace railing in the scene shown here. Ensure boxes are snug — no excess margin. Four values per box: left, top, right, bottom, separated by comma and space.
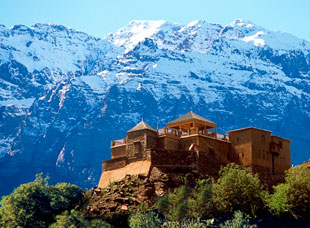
111, 138, 126, 147
157, 128, 229, 141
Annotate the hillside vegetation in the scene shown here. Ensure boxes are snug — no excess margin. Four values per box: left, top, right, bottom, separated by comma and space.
0, 164, 309, 228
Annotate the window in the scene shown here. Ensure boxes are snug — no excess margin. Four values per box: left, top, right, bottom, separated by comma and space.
227, 153, 231, 161
279, 141, 282, 149
261, 135, 265, 144
263, 152, 265, 160
134, 141, 140, 154
190, 122, 193, 127
237, 137, 239, 142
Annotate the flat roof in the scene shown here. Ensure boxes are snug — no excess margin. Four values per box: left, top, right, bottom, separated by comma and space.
227, 126, 272, 133
271, 135, 291, 142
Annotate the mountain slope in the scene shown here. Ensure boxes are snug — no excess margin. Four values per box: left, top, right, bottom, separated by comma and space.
0, 19, 309, 195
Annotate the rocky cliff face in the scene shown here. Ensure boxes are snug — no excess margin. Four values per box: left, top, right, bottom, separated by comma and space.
0, 19, 309, 195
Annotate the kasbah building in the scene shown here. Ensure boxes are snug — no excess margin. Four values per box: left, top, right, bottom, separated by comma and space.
99, 111, 291, 188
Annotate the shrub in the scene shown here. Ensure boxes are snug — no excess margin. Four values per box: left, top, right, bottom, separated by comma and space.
285, 165, 310, 220
156, 179, 214, 221
128, 211, 162, 228
49, 209, 112, 228
0, 174, 54, 228
220, 211, 250, 228
213, 163, 267, 217
156, 185, 190, 221
162, 218, 214, 228
50, 182, 83, 213
188, 179, 214, 219
266, 183, 289, 216
267, 165, 310, 220
0, 173, 83, 228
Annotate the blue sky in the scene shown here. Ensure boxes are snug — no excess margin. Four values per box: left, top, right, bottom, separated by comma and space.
1, 0, 309, 41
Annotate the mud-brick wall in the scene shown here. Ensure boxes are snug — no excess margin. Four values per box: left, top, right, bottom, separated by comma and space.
102, 157, 127, 171
165, 135, 180, 150
271, 136, 291, 173
198, 136, 231, 164
150, 149, 195, 168
247, 164, 284, 187
147, 130, 158, 149
229, 130, 254, 166
111, 145, 126, 159
180, 135, 199, 150
197, 151, 225, 179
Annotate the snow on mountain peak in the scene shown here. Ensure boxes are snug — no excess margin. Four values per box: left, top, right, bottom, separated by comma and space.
231, 18, 255, 28
0, 23, 116, 73
106, 20, 167, 51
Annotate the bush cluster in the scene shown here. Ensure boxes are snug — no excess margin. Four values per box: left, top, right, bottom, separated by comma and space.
1, 163, 309, 227
0, 173, 111, 228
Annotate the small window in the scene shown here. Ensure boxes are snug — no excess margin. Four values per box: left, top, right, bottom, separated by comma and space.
190, 122, 193, 127
261, 135, 265, 144
227, 153, 231, 161
242, 153, 244, 158
279, 141, 282, 149
134, 141, 140, 154
237, 137, 239, 142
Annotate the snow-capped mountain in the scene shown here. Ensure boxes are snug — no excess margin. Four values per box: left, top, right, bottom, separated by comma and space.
0, 19, 309, 195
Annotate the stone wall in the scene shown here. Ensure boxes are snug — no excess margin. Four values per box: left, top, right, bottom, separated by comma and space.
197, 151, 225, 179
150, 149, 195, 168
126, 130, 147, 158
247, 164, 285, 187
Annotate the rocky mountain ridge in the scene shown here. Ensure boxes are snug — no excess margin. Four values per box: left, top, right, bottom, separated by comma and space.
0, 19, 309, 195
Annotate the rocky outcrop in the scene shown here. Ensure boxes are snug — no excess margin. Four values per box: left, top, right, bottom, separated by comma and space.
86, 168, 207, 217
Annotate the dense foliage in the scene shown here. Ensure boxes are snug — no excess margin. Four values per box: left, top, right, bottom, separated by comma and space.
0, 173, 111, 228
267, 165, 310, 220
1, 163, 309, 227
212, 163, 267, 217
50, 209, 112, 228
156, 179, 214, 220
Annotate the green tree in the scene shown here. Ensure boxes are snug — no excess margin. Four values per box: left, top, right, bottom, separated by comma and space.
213, 163, 267, 217
49, 209, 112, 228
0, 173, 84, 228
156, 179, 214, 221
156, 185, 190, 221
266, 183, 289, 216
128, 212, 162, 228
50, 182, 83, 213
0, 174, 53, 228
267, 165, 310, 220
188, 179, 214, 219
220, 211, 250, 228
285, 165, 310, 219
